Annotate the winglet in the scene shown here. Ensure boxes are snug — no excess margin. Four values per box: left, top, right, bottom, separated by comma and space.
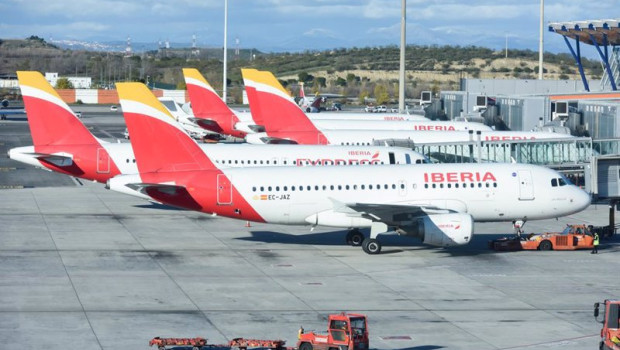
17, 71, 98, 146
182, 68, 243, 137
116, 82, 214, 174
241, 69, 319, 133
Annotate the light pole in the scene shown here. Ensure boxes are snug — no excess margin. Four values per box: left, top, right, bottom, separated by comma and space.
538, 0, 544, 80
398, 0, 406, 113
223, 0, 228, 103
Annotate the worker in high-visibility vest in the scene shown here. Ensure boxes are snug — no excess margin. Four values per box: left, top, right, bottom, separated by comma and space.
591, 232, 600, 254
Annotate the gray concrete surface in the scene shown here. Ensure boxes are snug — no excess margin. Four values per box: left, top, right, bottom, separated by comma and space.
0, 117, 619, 350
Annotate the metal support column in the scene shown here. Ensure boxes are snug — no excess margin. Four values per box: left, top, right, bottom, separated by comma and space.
563, 36, 590, 91
590, 33, 617, 90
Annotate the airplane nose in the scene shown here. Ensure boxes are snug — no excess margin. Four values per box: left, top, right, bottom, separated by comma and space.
574, 188, 591, 212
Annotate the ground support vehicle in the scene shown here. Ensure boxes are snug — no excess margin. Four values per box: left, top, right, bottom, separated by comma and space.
594, 300, 620, 350
489, 224, 594, 251
149, 313, 367, 350
297, 313, 368, 350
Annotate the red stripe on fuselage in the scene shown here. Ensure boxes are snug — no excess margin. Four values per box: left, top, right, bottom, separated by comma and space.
34, 144, 121, 183
140, 170, 266, 223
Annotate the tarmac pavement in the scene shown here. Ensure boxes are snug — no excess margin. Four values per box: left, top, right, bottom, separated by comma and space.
0, 115, 619, 350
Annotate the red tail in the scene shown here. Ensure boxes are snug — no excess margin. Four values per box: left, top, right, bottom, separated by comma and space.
17, 71, 100, 147
182, 68, 244, 137
116, 82, 215, 174
241, 69, 320, 134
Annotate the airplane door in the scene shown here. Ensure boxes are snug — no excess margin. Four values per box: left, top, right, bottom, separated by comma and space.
217, 174, 233, 205
97, 148, 110, 173
517, 170, 534, 200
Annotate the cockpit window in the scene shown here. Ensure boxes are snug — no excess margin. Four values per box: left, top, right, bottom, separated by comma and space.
551, 176, 571, 187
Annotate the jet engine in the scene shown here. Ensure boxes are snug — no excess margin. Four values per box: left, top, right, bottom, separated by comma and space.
397, 213, 473, 247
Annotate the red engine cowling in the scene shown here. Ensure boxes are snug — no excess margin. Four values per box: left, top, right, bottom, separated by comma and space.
400, 213, 474, 247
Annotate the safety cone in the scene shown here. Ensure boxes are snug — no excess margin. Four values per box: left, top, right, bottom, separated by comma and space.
245, 221, 251, 227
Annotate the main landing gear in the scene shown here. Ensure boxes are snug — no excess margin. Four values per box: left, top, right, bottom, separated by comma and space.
345, 229, 364, 246
346, 223, 391, 254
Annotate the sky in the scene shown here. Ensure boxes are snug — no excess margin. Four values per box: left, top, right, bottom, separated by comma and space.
1, 0, 618, 54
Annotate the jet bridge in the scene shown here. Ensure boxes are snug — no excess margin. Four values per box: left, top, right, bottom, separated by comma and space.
401, 137, 593, 166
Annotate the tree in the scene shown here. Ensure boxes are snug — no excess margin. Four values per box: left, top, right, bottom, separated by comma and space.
359, 90, 369, 104
335, 77, 347, 87
374, 84, 389, 104
316, 77, 326, 88
55, 78, 73, 89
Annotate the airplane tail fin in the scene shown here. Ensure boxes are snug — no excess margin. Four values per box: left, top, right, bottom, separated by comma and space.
17, 71, 99, 146
116, 82, 215, 174
241, 69, 319, 133
182, 68, 241, 133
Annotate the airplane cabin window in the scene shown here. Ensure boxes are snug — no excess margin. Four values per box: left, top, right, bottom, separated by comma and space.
432, 184, 436, 188
276, 186, 280, 191
330, 185, 334, 190
447, 184, 451, 188
268, 186, 272, 191
284, 186, 288, 191
260, 186, 264, 191
292, 186, 296, 191
424, 184, 428, 189
400, 184, 405, 189
345, 185, 350, 190
252, 187, 256, 191
455, 183, 459, 188
494, 183, 498, 187
307, 186, 311, 191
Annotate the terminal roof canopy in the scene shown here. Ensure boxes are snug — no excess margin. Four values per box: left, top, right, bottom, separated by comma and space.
549, 19, 620, 46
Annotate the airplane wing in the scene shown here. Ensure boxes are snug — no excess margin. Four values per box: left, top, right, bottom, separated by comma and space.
26, 152, 74, 167
335, 201, 449, 225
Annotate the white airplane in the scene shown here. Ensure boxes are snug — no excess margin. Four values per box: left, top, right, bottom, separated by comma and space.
241, 69, 575, 145
241, 69, 492, 134
9, 71, 425, 187
182, 68, 434, 140
109, 82, 591, 254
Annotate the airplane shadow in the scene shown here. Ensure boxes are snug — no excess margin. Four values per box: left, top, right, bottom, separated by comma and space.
237, 229, 515, 257
133, 202, 188, 211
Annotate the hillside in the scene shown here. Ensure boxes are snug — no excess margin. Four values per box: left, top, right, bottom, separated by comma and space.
0, 37, 602, 104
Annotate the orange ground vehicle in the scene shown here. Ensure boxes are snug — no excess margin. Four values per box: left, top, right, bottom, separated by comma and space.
594, 300, 620, 350
149, 313, 367, 350
297, 313, 368, 350
489, 224, 595, 251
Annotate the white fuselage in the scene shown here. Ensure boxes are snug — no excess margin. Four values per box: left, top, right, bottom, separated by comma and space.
9, 143, 426, 176
109, 162, 590, 227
